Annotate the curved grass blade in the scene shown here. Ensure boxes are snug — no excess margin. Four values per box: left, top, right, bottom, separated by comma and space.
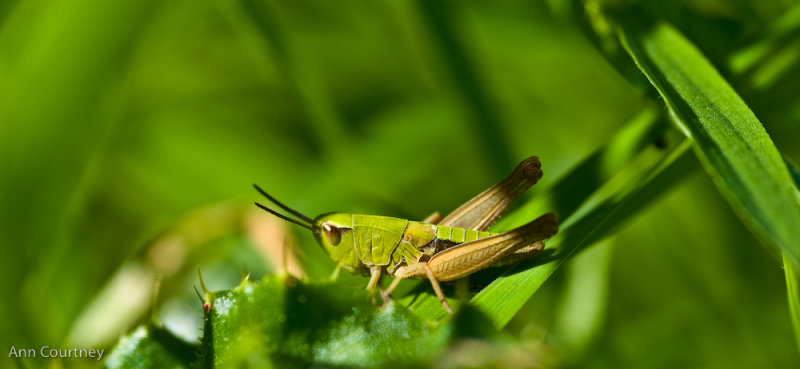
551, 238, 613, 361
729, 3, 800, 86
785, 252, 800, 354
415, 0, 515, 174
0, 0, 161, 354
215, 0, 354, 162
503, 105, 668, 227
617, 16, 800, 265
783, 157, 800, 353
402, 108, 675, 324
408, 140, 696, 326
469, 141, 694, 327
397, 107, 669, 321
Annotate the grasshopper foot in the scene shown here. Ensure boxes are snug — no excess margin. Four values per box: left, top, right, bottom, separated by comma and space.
380, 289, 393, 309
368, 288, 380, 307
440, 298, 453, 314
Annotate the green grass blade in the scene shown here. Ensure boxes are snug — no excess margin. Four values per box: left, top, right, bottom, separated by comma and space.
504, 106, 667, 227
398, 107, 667, 320
216, 0, 353, 160
783, 157, 800, 353
0, 0, 160, 349
415, 0, 514, 174
551, 238, 613, 362
617, 16, 800, 265
785, 252, 800, 354
408, 140, 696, 326
468, 142, 694, 328
729, 3, 800, 78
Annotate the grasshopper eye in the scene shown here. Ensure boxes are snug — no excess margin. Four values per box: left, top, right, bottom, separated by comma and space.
322, 222, 341, 246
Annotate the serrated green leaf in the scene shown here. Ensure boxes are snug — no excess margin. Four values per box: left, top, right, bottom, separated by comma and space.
617, 16, 800, 265
199, 275, 495, 368
105, 325, 198, 369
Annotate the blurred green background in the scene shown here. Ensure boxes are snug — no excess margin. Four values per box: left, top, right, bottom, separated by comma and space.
2, 0, 800, 367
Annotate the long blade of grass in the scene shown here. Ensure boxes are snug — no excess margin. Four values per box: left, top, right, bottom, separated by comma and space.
216, 0, 352, 161
551, 238, 613, 362
617, 15, 800, 353
470, 141, 694, 327
786, 252, 800, 353
617, 16, 800, 265
415, 0, 514, 174
502, 105, 667, 227
409, 139, 696, 326
397, 106, 667, 319
729, 2, 800, 82
0, 0, 160, 348
783, 157, 800, 353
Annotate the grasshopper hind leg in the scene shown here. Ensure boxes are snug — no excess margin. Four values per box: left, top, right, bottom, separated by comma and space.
387, 213, 558, 313
420, 263, 453, 313
490, 241, 545, 267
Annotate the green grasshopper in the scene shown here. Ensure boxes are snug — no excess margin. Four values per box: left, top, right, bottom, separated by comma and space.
253, 156, 558, 313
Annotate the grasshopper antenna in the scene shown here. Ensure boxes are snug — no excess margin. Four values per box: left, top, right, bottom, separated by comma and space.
253, 184, 315, 225
254, 202, 316, 231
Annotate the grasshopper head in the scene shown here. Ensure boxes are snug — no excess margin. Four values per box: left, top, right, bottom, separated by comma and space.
313, 213, 361, 272
253, 185, 364, 273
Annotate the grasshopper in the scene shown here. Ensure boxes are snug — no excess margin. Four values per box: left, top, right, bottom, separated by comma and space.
253, 156, 558, 313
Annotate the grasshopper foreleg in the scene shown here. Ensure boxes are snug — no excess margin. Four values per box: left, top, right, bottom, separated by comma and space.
366, 266, 382, 290
366, 266, 384, 306
330, 263, 343, 281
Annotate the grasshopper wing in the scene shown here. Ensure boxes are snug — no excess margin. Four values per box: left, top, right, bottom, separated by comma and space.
438, 156, 544, 231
